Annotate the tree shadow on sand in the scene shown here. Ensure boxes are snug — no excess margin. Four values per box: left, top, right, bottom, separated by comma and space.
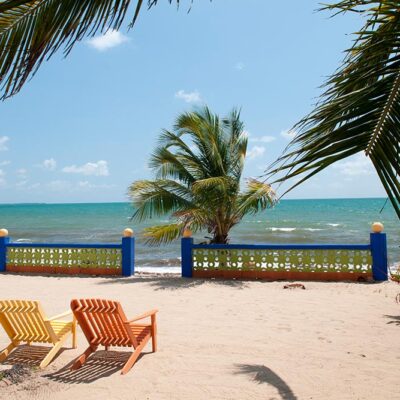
96, 275, 248, 291
234, 364, 298, 400
384, 315, 400, 326
45, 350, 146, 383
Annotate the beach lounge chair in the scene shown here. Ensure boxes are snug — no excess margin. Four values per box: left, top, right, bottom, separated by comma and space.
70, 299, 158, 375
0, 300, 77, 368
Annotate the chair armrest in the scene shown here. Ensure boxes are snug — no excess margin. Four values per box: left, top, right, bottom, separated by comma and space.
46, 310, 73, 321
127, 309, 158, 324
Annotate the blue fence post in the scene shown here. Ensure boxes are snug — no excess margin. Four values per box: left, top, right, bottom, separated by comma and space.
121, 228, 135, 277
370, 223, 388, 281
181, 230, 193, 278
0, 229, 10, 273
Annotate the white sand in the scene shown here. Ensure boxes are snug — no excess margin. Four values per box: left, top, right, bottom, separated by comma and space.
0, 273, 399, 400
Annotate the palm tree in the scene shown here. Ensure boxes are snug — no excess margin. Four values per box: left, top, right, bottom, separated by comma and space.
128, 107, 276, 244
0, 0, 186, 99
265, 1, 400, 218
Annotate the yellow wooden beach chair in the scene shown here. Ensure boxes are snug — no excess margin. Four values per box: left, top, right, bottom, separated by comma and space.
0, 300, 77, 368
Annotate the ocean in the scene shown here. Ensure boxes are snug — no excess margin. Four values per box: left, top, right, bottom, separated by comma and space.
0, 198, 398, 272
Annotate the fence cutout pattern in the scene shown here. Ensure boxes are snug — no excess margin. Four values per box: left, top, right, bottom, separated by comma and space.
7, 246, 121, 275
0, 235, 135, 277
182, 232, 388, 282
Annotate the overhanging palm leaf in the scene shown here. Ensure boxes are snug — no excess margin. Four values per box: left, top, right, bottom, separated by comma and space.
265, 1, 400, 218
0, 0, 184, 99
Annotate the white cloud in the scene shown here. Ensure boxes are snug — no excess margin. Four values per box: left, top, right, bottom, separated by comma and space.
333, 153, 373, 177
16, 168, 28, 178
235, 62, 245, 71
86, 29, 128, 51
280, 129, 297, 141
247, 145, 266, 160
250, 135, 276, 143
42, 158, 57, 171
46, 180, 114, 192
175, 90, 202, 104
0, 136, 9, 151
62, 160, 109, 176
0, 160, 10, 166
78, 181, 116, 190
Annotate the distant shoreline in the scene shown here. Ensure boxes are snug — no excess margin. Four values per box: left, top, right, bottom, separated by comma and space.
0, 197, 389, 206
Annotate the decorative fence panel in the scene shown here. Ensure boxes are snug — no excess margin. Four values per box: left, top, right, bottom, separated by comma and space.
0, 229, 135, 277
181, 230, 388, 282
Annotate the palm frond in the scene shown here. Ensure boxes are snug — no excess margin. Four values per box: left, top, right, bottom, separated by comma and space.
129, 179, 193, 221
150, 145, 196, 183
236, 179, 277, 217
0, 0, 186, 98
143, 222, 185, 246
191, 176, 230, 194
265, 0, 400, 218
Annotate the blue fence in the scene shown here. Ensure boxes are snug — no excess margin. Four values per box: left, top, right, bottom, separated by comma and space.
181, 230, 388, 282
0, 229, 135, 277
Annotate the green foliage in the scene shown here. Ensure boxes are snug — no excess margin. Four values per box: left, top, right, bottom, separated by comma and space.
266, 1, 400, 218
129, 106, 276, 244
0, 0, 190, 99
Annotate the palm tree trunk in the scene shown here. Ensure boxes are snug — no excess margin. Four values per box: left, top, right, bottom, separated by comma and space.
210, 233, 229, 244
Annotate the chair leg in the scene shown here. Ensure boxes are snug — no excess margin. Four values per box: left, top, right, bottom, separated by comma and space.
71, 345, 97, 371
121, 349, 141, 375
121, 340, 148, 375
39, 340, 65, 369
0, 341, 19, 362
151, 318, 157, 352
72, 318, 77, 349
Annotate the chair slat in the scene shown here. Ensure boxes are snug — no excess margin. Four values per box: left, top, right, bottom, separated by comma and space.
0, 299, 76, 369
70, 298, 157, 374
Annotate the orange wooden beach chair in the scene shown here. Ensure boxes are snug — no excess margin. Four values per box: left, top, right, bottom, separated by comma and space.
70, 299, 158, 375
0, 300, 77, 368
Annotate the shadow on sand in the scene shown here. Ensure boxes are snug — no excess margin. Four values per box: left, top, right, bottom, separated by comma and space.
1, 344, 65, 368
96, 275, 248, 290
384, 315, 400, 326
234, 363, 298, 400
45, 350, 146, 383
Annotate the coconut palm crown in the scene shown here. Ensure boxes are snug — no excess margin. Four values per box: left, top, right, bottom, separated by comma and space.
129, 107, 276, 244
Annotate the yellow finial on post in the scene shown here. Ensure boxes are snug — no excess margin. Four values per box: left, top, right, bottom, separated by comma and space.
0, 229, 9, 237
371, 222, 384, 233
183, 228, 192, 238
123, 228, 134, 237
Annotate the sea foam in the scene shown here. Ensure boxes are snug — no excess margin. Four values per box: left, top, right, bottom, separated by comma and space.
268, 227, 296, 232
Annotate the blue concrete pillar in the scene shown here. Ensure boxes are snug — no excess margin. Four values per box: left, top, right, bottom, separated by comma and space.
370, 232, 388, 281
181, 237, 193, 278
0, 234, 10, 272
122, 235, 135, 277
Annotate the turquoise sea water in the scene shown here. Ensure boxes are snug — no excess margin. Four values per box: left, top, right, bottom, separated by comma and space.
0, 198, 398, 271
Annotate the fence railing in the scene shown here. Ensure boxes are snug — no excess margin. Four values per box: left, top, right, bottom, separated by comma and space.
181, 223, 388, 282
0, 228, 135, 276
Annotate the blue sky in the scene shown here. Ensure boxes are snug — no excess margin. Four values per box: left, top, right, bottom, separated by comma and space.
0, 0, 386, 203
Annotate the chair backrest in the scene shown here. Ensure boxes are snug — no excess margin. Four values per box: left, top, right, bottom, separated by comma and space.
71, 299, 132, 347
0, 300, 53, 343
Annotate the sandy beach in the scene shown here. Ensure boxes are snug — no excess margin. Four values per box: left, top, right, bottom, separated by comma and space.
0, 273, 399, 400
